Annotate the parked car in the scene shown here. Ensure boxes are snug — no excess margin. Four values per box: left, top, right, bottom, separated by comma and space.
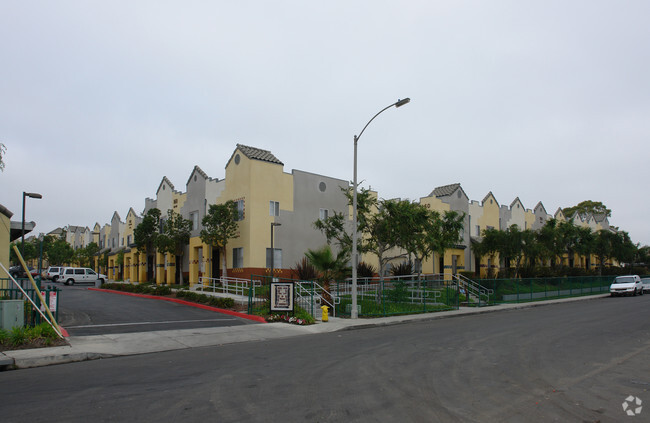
610, 275, 644, 297
642, 277, 650, 294
45, 266, 64, 282
8, 265, 40, 279
60, 267, 107, 285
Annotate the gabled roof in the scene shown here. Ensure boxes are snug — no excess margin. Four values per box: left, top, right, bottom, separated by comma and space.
429, 183, 461, 198
592, 213, 609, 223
228, 144, 284, 167
156, 176, 176, 195
482, 191, 499, 207
510, 197, 524, 210
110, 211, 123, 223
186, 165, 210, 187
534, 201, 547, 214
126, 207, 139, 219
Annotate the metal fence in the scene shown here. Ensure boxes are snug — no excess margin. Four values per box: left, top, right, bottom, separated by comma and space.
472, 275, 616, 305
243, 274, 620, 319
0, 278, 61, 327
331, 275, 461, 317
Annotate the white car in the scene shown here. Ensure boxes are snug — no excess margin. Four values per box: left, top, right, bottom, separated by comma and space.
642, 278, 650, 294
610, 275, 644, 297
60, 267, 107, 286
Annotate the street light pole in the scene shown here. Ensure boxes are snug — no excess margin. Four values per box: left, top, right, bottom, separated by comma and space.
21, 191, 43, 258
270, 222, 282, 282
351, 98, 410, 319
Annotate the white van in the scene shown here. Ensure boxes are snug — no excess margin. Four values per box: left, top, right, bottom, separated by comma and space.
60, 267, 107, 286
610, 275, 643, 297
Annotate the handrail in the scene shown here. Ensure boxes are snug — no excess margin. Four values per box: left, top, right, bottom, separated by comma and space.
198, 276, 262, 297
294, 280, 337, 317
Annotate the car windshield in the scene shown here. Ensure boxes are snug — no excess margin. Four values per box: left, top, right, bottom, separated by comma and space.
614, 277, 635, 284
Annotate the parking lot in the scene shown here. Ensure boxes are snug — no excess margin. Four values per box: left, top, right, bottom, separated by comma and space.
44, 282, 257, 336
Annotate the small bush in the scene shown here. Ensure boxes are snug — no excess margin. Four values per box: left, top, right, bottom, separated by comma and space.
9, 327, 27, 347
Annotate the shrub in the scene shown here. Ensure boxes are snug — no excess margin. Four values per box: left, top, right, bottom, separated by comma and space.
357, 262, 376, 278
390, 261, 413, 277
9, 327, 27, 347
292, 257, 318, 281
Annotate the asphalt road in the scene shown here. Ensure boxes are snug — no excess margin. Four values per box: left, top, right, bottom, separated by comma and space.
52, 285, 256, 336
1, 295, 649, 422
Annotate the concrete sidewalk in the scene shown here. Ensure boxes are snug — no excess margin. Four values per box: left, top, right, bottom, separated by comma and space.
0, 294, 608, 370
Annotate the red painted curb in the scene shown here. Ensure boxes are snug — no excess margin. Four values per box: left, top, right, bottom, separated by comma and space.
87, 288, 267, 323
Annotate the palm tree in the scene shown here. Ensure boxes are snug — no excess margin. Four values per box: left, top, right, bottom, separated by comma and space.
304, 245, 350, 306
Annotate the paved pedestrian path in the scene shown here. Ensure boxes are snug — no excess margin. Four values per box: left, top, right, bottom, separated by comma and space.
0, 294, 608, 370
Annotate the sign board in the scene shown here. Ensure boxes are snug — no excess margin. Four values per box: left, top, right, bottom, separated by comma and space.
270, 282, 294, 312
39, 291, 57, 312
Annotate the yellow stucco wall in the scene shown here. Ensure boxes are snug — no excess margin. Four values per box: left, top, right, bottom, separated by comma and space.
214, 149, 294, 271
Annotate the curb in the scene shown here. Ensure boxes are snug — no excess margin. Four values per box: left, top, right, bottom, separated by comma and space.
88, 287, 267, 323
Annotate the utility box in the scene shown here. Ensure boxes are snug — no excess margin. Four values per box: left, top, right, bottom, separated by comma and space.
0, 300, 25, 330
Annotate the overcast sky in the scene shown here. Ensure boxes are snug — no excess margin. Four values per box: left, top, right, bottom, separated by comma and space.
2, 1, 649, 246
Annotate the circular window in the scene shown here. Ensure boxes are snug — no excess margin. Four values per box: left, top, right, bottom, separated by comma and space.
234, 154, 240, 165
319, 182, 326, 192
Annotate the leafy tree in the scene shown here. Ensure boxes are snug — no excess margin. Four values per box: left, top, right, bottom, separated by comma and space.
84, 242, 100, 271
10, 240, 38, 264
134, 208, 161, 254
313, 186, 376, 259
134, 208, 161, 278
364, 199, 415, 279
156, 210, 192, 284
200, 201, 240, 279
47, 239, 74, 266
406, 208, 464, 279
563, 200, 611, 219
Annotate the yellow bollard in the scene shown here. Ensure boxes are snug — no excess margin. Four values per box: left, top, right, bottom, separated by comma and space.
321, 305, 329, 322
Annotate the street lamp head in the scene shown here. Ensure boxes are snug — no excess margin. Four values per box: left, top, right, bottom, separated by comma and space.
394, 98, 410, 108
24, 192, 42, 199
271, 222, 282, 227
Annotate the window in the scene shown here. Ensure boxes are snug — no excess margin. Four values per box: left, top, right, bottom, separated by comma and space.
190, 211, 199, 231
266, 248, 282, 268
269, 201, 280, 216
476, 225, 481, 236
127, 235, 132, 245
319, 208, 329, 220
74, 269, 84, 275
233, 247, 244, 268
236, 199, 245, 221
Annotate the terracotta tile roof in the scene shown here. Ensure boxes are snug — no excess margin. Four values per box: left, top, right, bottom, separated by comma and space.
237, 144, 283, 165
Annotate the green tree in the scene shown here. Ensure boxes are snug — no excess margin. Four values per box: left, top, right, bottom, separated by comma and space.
313, 186, 376, 259
563, 200, 611, 219
156, 210, 192, 284
134, 208, 161, 279
406, 209, 464, 279
200, 201, 240, 279
84, 242, 100, 272
47, 239, 74, 266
